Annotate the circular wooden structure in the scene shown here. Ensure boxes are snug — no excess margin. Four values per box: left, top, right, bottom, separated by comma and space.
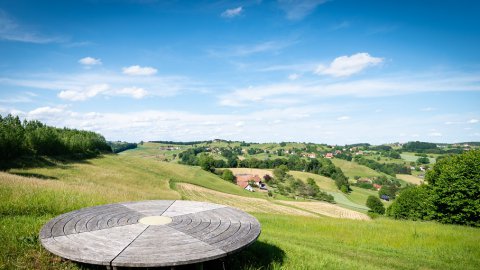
39, 200, 261, 268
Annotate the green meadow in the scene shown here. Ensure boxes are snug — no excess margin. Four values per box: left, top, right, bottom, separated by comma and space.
1, 154, 479, 269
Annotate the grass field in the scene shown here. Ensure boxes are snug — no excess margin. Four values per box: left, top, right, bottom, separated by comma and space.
332, 158, 383, 179
396, 174, 424, 185
400, 152, 436, 164
1, 154, 479, 269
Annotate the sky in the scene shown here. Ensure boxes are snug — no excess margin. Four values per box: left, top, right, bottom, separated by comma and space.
0, 0, 479, 144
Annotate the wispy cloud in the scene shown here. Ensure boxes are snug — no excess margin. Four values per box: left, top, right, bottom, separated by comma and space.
0, 70, 194, 101
469, 119, 479, 124
337, 116, 350, 121
219, 71, 480, 107
277, 0, 327, 20
315, 53, 383, 77
209, 40, 295, 57
122, 65, 158, 76
221, 6, 243, 18
332, 21, 350, 30
0, 9, 64, 44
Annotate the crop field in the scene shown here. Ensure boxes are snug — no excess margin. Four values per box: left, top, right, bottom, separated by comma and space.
396, 174, 424, 185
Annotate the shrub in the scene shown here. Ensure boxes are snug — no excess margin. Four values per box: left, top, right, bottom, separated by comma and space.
426, 150, 480, 226
366, 195, 385, 215
386, 185, 432, 220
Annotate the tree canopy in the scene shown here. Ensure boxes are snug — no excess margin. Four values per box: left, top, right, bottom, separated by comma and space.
0, 114, 111, 163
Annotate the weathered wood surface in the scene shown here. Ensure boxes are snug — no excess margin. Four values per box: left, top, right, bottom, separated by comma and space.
40, 200, 261, 268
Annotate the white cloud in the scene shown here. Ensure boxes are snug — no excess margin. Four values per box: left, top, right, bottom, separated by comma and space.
28, 106, 65, 116
337, 116, 350, 121
288, 73, 300, 80
115, 87, 148, 99
316, 53, 383, 77
278, 0, 327, 20
468, 119, 478, 124
221, 7, 243, 18
235, 121, 245, 127
122, 65, 158, 76
58, 84, 109, 101
79, 57, 102, 66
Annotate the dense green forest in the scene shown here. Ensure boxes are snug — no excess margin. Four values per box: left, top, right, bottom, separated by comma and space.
0, 114, 111, 163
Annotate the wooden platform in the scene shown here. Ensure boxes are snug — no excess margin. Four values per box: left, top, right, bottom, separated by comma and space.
39, 200, 261, 268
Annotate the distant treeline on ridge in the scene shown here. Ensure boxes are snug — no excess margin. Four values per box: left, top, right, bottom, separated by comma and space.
0, 114, 111, 161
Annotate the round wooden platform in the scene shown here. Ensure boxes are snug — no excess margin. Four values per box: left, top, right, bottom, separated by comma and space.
39, 200, 261, 268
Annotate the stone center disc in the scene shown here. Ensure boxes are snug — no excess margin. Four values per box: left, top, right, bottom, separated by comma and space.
139, 216, 172, 225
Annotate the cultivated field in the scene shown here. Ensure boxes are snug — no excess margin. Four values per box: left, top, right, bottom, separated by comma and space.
396, 174, 424, 185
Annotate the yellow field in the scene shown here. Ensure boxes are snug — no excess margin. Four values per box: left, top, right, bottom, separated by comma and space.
396, 174, 424, 185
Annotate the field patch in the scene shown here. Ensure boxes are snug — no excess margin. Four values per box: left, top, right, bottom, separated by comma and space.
396, 174, 424, 185
279, 201, 370, 220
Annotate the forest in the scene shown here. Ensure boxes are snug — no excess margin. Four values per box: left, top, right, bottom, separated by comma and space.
0, 114, 111, 164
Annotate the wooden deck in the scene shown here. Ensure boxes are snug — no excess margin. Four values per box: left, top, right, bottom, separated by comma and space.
40, 200, 261, 268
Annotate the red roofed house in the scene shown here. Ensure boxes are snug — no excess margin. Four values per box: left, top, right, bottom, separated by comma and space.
325, 153, 334, 159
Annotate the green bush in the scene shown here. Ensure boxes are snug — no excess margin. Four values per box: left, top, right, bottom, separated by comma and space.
387, 185, 432, 220
366, 195, 385, 215
426, 150, 480, 226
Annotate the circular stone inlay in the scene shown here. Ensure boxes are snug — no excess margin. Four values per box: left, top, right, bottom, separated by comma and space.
39, 200, 261, 268
139, 215, 172, 225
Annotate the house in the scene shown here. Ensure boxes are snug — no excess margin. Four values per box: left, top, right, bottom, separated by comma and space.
357, 178, 372, 184
355, 151, 364, 155
324, 153, 333, 159
307, 153, 317, 158
244, 184, 254, 192
235, 174, 262, 188
335, 150, 342, 155
373, 184, 382, 190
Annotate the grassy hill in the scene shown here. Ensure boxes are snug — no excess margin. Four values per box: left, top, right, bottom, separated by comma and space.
331, 158, 384, 179
1, 154, 479, 269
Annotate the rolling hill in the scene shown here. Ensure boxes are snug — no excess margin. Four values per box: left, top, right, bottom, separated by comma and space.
1, 153, 479, 269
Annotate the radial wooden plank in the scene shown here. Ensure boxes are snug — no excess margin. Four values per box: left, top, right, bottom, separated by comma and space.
40, 200, 261, 268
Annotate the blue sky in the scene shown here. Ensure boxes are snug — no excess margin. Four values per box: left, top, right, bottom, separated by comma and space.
0, 0, 479, 144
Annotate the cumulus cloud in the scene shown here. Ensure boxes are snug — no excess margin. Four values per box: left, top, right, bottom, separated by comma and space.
79, 57, 102, 66
221, 7, 243, 18
315, 53, 383, 77
122, 65, 158, 76
278, 0, 327, 20
58, 84, 109, 101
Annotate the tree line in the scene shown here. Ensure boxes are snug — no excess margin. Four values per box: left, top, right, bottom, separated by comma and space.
0, 114, 111, 162
353, 156, 411, 176
108, 141, 137, 153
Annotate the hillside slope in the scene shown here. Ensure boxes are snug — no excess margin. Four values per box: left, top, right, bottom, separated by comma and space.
1, 154, 479, 269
